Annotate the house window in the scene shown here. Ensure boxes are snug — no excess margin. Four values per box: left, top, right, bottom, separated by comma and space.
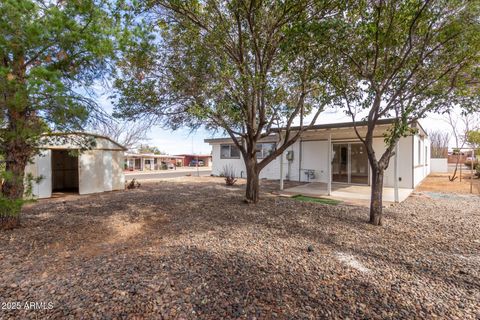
220, 144, 240, 159
425, 146, 428, 165
256, 143, 276, 159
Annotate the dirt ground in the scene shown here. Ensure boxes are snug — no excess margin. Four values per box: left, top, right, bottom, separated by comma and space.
416, 173, 480, 194
0, 176, 479, 319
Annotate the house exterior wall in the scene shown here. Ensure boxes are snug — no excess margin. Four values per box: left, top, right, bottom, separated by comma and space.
412, 134, 431, 187
300, 141, 329, 183
211, 144, 245, 176
372, 136, 413, 189
209, 132, 428, 189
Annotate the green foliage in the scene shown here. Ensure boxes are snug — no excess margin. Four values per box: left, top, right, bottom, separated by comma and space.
327, 0, 480, 166
0, 0, 119, 137
467, 130, 480, 147
0, 196, 23, 218
112, 0, 336, 134
0, 0, 127, 217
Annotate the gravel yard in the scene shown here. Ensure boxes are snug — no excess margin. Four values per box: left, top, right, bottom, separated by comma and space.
0, 177, 479, 319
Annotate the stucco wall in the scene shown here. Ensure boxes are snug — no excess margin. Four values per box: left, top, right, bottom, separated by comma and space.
210, 144, 282, 179
211, 144, 245, 177
412, 135, 430, 187
430, 158, 448, 173
300, 141, 329, 183
372, 136, 413, 189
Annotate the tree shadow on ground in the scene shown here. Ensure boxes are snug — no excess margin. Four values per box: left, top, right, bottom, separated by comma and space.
2, 178, 478, 318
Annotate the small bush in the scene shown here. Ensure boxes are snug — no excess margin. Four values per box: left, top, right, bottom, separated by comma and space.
0, 196, 23, 230
125, 178, 141, 189
221, 165, 237, 186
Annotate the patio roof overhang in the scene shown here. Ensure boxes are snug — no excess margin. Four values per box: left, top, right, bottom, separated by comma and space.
204, 119, 425, 144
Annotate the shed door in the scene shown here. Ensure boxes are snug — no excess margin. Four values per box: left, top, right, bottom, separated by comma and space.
79, 151, 104, 194
103, 151, 113, 191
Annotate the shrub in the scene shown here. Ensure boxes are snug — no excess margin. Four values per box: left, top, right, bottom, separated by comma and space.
125, 178, 141, 189
222, 165, 237, 186
0, 197, 23, 230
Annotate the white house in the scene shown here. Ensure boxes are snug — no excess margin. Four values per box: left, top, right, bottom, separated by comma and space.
25, 133, 126, 199
205, 120, 430, 197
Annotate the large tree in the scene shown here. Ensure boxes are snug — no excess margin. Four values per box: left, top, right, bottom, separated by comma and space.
328, 0, 480, 225
0, 0, 119, 228
428, 129, 449, 158
445, 110, 479, 181
113, 0, 338, 202
92, 119, 151, 150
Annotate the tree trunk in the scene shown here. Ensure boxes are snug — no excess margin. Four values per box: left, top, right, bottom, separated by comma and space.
370, 166, 384, 226
2, 158, 27, 200
244, 156, 260, 203
1, 141, 29, 230
449, 154, 460, 181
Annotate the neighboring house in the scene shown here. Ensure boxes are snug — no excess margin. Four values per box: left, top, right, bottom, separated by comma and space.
25, 133, 126, 199
124, 153, 184, 171
205, 119, 431, 190
175, 154, 212, 167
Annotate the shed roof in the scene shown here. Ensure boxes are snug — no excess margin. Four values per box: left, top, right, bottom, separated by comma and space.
41, 132, 127, 151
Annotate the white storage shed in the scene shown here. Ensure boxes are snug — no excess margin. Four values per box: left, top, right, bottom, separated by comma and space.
25, 133, 126, 199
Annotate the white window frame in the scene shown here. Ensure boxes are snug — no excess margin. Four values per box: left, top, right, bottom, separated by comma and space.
256, 143, 276, 159
220, 144, 240, 159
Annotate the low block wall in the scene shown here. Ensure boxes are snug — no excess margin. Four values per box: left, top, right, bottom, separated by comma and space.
430, 158, 448, 173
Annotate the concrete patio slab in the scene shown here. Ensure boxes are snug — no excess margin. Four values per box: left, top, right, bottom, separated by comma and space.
282, 182, 413, 206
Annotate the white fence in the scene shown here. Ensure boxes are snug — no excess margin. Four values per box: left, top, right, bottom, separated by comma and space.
430, 158, 448, 173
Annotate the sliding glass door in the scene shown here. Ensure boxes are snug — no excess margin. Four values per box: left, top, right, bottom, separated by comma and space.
332, 144, 348, 183
332, 143, 369, 184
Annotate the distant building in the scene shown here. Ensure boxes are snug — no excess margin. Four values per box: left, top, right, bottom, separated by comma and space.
174, 154, 212, 167
124, 153, 184, 171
